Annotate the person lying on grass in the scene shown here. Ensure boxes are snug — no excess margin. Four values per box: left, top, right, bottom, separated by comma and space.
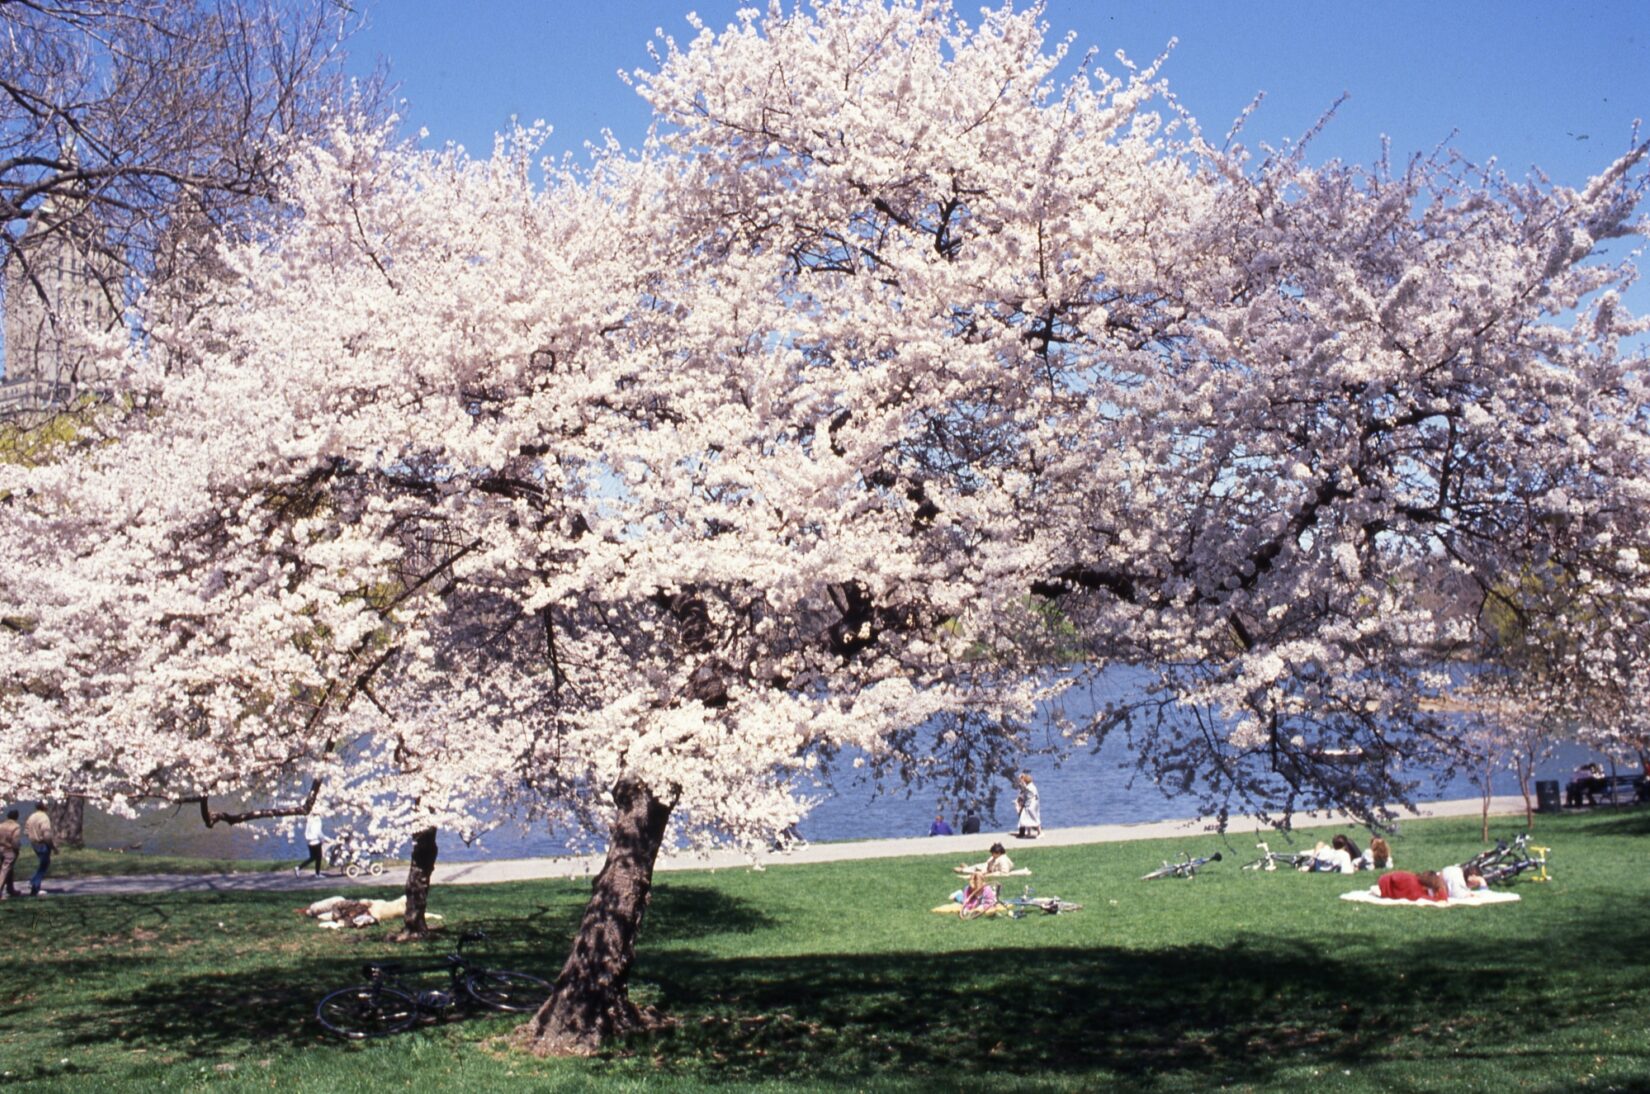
1439, 863, 1489, 899
1377, 870, 1449, 902
296, 894, 422, 929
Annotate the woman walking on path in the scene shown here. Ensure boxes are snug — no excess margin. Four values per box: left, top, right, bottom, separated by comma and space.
1016, 773, 1041, 839
295, 812, 326, 876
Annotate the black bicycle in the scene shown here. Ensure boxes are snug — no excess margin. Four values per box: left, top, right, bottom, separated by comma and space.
1461, 833, 1530, 874
1141, 851, 1222, 880
1481, 841, 1551, 885
315, 930, 551, 1039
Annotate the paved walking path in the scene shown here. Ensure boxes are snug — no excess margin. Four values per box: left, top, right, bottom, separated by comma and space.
39, 794, 1533, 898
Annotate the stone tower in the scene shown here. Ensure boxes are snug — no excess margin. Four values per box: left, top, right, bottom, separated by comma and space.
1, 199, 123, 417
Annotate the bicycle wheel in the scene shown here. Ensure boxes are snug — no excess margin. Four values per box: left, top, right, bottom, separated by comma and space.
315, 985, 419, 1039
1140, 864, 1175, 881
463, 969, 551, 1013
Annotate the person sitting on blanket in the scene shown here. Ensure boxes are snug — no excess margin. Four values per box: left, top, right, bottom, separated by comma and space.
954, 842, 1014, 876
1377, 870, 1448, 902
1439, 863, 1488, 900
933, 871, 1006, 916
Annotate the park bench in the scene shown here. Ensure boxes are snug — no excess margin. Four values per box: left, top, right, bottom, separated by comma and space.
1564, 773, 1648, 807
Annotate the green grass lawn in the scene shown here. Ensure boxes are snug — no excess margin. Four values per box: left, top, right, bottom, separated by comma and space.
46, 848, 295, 878
3, 809, 1647, 1092
45, 847, 408, 879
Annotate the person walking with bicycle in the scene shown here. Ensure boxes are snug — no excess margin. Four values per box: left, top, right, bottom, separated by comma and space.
296, 811, 327, 877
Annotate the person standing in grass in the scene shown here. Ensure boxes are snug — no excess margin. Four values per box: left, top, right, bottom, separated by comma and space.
296, 812, 327, 877
0, 810, 21, 900
25, 803, 54, 896
1015, 772, 1041, 839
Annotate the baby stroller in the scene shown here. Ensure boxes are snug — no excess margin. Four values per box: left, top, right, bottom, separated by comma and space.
326, 837, 386, 879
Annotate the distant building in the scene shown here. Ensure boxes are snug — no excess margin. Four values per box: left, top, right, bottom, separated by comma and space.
1, 198, 124, 418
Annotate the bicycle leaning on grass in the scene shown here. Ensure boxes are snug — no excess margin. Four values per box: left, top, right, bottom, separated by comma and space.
1460, 833, 1530, 876
314, 929, 551, 1039
1241, 841, 1313, 872
1140, 851, 1222, 880
1003, 885, 1083, 917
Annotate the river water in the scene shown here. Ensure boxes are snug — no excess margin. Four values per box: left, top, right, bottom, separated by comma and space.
37, 725, 1630, 866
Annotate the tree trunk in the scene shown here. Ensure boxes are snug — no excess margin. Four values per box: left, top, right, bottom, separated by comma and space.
1515, 760, 1535, 830
394, 827, 439, 941
1477, 760, 1493, 842
514, 775, 674, 1056
45, 798, 85, 848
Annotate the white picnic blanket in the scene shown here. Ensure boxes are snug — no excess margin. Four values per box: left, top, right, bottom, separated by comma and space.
1339, 887, 1521, 908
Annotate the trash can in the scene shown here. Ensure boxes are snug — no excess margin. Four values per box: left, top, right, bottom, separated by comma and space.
1536, 779, 1562, 814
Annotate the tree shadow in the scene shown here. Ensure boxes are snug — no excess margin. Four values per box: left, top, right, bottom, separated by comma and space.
622, 903, 1650, 1086
1571, 805, 1650, 837
645, 884, 780, 942
27, 882, 772, 1069
16, 876, 1650, 1088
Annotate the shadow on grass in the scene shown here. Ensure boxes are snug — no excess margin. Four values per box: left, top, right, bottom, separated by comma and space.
621, 906, 1650, 1087
1571, 804, 1650, 837
34, 883, 775, 1067
25, 877, 1650, 1089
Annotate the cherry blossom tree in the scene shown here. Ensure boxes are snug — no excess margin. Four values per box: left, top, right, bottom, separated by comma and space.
3, 0, 1647, 1058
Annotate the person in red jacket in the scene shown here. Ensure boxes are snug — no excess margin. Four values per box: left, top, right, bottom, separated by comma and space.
1377, 869, 1448, 901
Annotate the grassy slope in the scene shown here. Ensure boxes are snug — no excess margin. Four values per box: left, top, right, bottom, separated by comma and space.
48, 848, 295, 878
1, 809, 1645, 1092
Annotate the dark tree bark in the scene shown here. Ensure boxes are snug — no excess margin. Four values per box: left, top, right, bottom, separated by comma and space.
514, 775, 674, 1056
394, 826, 439, 940
44, 798, 84, 848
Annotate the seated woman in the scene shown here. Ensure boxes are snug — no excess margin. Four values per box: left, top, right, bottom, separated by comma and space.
1377, 869, 1448, 902
1333, 833, 1362, 864
1356, 836, 1393, 871
953, 842, 1014, 876
932, 871, 1007, 916
1304, 838, 1356, 874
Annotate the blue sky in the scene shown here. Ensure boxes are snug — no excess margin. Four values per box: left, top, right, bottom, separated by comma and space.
347, 1, 1649, 188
